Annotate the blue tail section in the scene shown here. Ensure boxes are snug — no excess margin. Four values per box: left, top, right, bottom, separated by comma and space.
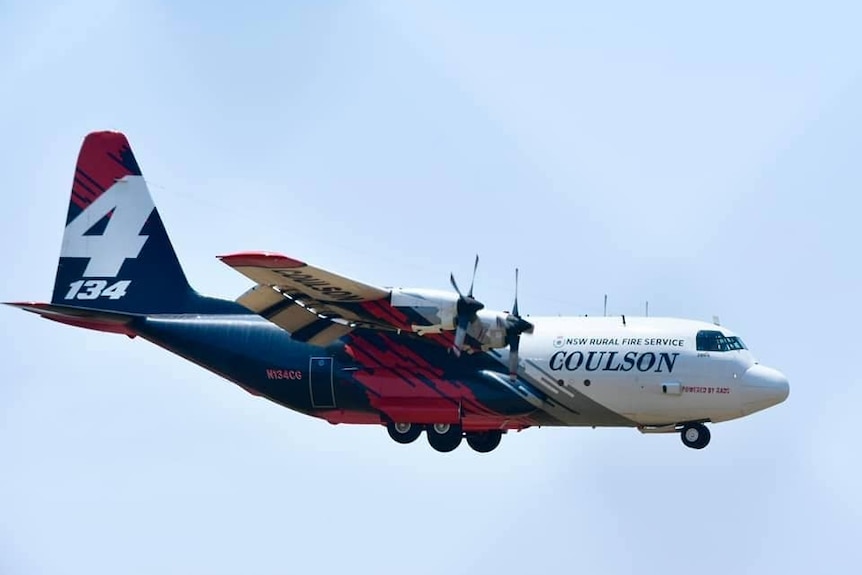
50, 131, 237, 315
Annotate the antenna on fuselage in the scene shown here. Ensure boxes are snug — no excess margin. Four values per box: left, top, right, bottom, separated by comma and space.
713, 315, 721, 326
645, 301, 649, 317
603, 294, 608, 317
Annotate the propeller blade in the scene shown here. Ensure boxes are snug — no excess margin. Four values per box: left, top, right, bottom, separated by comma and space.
512, 268, 520, 317
453, 315, 470, 355
508, 335, 520, 380
451, 255, 483, 356
453, 326, 467, 350
468, 254, 479, 297
450, 273, 463, 298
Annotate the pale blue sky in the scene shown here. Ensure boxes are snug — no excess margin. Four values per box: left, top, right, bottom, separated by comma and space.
1, 1, 860, 573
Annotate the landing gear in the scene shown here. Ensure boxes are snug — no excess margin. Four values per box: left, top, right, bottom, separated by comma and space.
384, 422, 504, 453
466, 430, 502, 453
680, 423, 711, 449
426, 423, 463, 453
387, 422, 423, 444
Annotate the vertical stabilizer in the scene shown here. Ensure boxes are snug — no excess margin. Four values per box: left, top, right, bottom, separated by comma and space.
51, 132, 195, 313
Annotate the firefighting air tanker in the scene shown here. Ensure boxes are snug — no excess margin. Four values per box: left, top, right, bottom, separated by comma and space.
6, 132, 789, 453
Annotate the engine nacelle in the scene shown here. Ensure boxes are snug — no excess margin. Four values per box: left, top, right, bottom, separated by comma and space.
390, 288, 508, 350
471, 309, 508, 349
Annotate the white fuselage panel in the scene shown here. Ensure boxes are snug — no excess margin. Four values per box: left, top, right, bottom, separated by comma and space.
510, 316, 770, 426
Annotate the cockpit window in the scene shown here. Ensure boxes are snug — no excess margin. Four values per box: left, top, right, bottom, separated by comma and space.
696, 330, 747, 352
726, 337, 746, 350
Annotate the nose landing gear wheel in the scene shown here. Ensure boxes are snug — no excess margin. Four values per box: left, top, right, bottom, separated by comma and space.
680, 423, 711, 449
466, 430, 503, 453
387, 422, 423, 444
427, 423, 463, 452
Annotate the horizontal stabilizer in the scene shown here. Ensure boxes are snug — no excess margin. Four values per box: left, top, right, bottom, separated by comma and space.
5, 302, 137, 336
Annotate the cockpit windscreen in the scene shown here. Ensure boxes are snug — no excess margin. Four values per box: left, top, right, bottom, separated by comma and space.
696, 330, 747, 352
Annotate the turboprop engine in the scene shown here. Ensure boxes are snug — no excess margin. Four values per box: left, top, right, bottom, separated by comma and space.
389, 256, 534, 379
390, 288, 508, 349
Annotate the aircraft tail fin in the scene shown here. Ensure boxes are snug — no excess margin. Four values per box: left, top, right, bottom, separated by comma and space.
35, 131, 237, 317
48, 131, 196, 313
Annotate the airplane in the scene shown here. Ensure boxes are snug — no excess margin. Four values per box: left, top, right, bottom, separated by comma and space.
5, 131, 790, 454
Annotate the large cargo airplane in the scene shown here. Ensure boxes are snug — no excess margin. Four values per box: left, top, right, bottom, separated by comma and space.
6, 132, 789, 453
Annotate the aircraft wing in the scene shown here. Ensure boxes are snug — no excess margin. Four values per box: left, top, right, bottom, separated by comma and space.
219, 252, 404, 346
218, 252, 388, 303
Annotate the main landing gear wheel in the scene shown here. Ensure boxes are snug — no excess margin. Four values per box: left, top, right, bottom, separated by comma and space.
465, 430, 503, 453
680, 423, 711, 449
426, 423, 463, 453
387, 422, 423, 445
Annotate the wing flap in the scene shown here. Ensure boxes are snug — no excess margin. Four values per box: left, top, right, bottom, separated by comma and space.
236, 284, 354, 347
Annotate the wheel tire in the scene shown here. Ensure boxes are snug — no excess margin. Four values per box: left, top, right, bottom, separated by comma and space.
680, 423, 711, 449
466, 430, 503, 453
427, 423, 463, 453
387, 422, 423, 444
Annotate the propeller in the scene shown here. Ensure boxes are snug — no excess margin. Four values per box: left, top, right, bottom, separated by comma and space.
504, 268, 534, 380
450, 255, 484, 355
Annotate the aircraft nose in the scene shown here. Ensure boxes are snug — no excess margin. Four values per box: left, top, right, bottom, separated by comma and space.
740, 364, 790, 414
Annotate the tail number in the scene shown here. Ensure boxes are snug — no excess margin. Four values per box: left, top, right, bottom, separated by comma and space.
65, 280, 131, 300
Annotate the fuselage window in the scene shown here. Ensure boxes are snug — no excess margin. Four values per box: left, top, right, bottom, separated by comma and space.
696, 330, 747, 352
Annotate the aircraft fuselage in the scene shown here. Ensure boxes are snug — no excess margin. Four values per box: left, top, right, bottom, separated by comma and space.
133, 313, 788, 433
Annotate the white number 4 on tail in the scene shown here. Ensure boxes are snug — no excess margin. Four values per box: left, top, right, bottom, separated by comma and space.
61, 176, 154, 278
65, 280, 132, 300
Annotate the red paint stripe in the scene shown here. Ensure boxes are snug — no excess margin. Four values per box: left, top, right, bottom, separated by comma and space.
372, 336, 443, 379
360, 300, 411, 331
380, 302, 421, 331
348, 337, 386, 367
349, 335, 449, 398
380, 336, 440, 373
73, 174, 99, 200
73, 132, 138, 202
106, 151, 130, 171
70, 194, 87, 209
74, 168, 105, 194
381, 339, 500, 417
370, 398, 460, 424
317, 410, 382, 425
346, 332, 527, 423
355, 342, 424, 387
369, 341, 492, 416
381, 301, 413, 324
353, 342, 431, 392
